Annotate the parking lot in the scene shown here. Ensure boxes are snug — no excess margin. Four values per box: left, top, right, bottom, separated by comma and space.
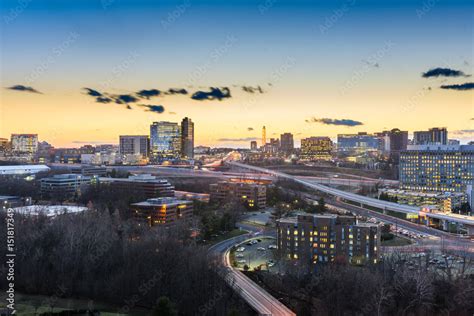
232, 237, 278, 271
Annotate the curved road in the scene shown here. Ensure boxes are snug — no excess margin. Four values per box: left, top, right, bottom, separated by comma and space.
208, 229, 296, 316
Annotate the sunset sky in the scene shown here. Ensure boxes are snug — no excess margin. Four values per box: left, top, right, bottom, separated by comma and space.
1, 0, 473, 148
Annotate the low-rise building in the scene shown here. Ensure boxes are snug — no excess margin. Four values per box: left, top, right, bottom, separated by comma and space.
209, 180, 267, 209
71, 165, 108, 177
378, 188, 466, 212
41, 174, 92, 198
99, 174, 174, 198
300, 137, 333, 161
130, 197, 193, 227
277, 213, 380, 265
174, 191, 210, 203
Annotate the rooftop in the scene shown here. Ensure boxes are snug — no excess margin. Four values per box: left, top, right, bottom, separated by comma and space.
131, 197, 192, 207
14, 205, 88, 217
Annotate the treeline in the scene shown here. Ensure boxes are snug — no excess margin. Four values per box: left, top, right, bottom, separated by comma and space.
0, 210, 251, 315
194, 200, 244, 240
248, 255, 474, 316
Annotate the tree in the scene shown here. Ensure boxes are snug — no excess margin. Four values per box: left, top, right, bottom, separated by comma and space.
153, 296, 178, 316
317, 197, 327, 213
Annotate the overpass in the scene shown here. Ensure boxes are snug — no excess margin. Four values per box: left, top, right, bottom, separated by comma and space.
228, 162, 474, 233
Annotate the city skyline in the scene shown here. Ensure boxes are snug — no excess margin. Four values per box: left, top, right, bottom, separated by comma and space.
1, 0, 473, 147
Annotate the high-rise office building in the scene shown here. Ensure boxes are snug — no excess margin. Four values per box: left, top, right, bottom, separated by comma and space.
181, 117, 194, 159
377, 128, 408, 162
150, 121, 181, 161
300, 137, 333, 161
119, 135, 149, 157
280, 133, 294, 154
277, 214, 380, 265
11, 134, 38, 154
337, 132, 380, 153
262, 126, 266, 147
413, 127, 447, 145
400, 145, 474, 193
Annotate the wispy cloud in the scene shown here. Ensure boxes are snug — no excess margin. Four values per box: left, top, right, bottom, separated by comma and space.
7, 84, 42, 94
422, 68, 469, 78
305, 117, 363, 127
242, 85, 264, 94
217, 137, 258, 142
247, 127, 254, 131
191, 87, 231, 101
440, 82, 474, 91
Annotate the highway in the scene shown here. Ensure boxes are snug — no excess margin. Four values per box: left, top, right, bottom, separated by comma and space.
208, 229, 296, 316
228, 162, 474, 228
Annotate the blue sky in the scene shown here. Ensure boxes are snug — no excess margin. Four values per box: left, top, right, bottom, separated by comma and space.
1, 0, 472, 146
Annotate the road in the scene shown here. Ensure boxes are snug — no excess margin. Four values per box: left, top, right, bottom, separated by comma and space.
208, 227, 295, 316
228, 162, 474, 229
298, 190, 474, 255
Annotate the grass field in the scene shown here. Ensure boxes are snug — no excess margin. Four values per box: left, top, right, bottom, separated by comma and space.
381, 235, 413, 247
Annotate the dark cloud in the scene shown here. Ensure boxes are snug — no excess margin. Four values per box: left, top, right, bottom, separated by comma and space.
7, 85, 41, 94
191, 87, 231, 101
247, 127, 254, 131
440, 82, 474, 91
140, 104, 165, 114
136, 89, 161, 99
83, 88, 102, 97
422, 68, 468, 78
115, 94, 140, 104
96, 96, 113, 103
166, 88, 188, 95
242, 85, 264, 94
217, 137, 258, 142
306, 117, 363, 127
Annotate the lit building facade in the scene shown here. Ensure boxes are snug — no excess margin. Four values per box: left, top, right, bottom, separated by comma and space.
378, 188, 466, 212
130, 197, 193, 227
300, 137, 333, 161
400, 145, 474, 193
181, 117, 194, 159
11, 134, 38, 154
337, 132, 380, 153
277, 214, 380, 265
209, 180, 267, 209
150, 121, 182, 161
